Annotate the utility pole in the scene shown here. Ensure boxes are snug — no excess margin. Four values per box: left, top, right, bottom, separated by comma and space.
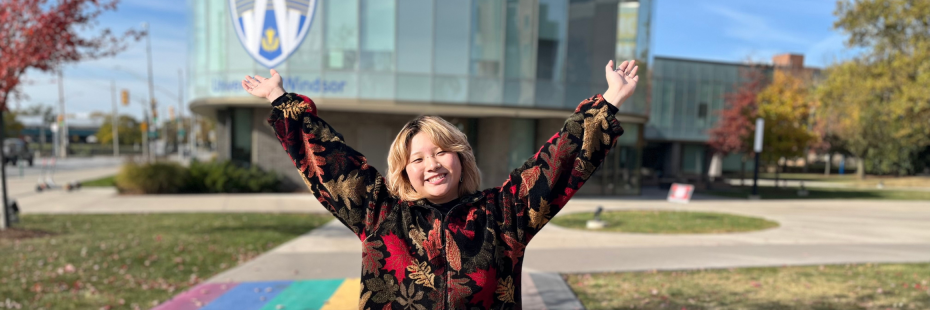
111, 80, 119, 157
144, 22, 156, 161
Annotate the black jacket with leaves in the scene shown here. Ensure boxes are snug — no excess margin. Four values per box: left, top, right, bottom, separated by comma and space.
268, 93, 624, 309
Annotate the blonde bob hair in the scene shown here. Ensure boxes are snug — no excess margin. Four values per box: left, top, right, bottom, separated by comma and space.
387, 116, 481, 202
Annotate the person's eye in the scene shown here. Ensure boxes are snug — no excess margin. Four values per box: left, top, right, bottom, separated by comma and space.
411, 158, 422, 163
437, 151, 447, 156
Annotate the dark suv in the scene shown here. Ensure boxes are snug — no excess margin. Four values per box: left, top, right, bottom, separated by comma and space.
3, 138, 34, 166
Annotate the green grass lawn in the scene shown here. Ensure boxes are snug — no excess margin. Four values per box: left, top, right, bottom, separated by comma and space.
705, 186, 930, 200
551, 210, 779, 234
567, 263, 930, 310
81, 175, 116, 187
0, 213, 332, 310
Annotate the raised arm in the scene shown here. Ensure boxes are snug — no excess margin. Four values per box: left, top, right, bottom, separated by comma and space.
500, 60, 638, 244
243, 70, 395, 240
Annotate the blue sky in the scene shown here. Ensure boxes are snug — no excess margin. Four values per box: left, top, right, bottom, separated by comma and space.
18, 0, 858, 117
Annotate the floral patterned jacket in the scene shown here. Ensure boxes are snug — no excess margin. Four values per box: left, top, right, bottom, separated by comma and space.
268, 93, 624, 310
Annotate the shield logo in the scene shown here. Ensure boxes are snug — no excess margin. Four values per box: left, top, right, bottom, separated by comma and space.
228, 0, 318, 68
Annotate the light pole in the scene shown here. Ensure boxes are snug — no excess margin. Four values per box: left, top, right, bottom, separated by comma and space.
143, 22, 156, 161
111, 80, 119, 157
751, 118, 764, 199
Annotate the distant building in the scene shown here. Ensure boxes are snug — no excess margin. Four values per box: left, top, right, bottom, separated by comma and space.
644, 54, 820, 184
19, 115, 104, 145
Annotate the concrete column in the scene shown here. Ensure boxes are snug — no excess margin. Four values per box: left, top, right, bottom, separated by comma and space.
477, 118, 511, 190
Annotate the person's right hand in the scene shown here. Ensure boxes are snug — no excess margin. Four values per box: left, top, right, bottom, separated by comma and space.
242, 69, 286, 103
603, 60, 639, 108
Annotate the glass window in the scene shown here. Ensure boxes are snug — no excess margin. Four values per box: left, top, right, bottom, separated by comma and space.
616, 1, 639, 61
207, 0, 227, 73
468, 77, 503, 104
504, 0, 536, 80
536, 0, 567, 81
325, 0, 359, 70
287, 4, 324, 72
508, 118, 536, 170
435, 1, 470, 75
433, 76, 468, 103
397, 74, 431, 101
397, 0, 433, 73
360, 0, 395, 71
231, 108, 253, 165
471, 0, 504, 77
359, 73, 395, 99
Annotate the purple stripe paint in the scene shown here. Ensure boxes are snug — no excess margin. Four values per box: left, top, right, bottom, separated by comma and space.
152, 282, 239, 310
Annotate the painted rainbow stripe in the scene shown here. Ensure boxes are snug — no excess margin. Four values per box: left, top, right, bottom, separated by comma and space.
153, 278, 360, 310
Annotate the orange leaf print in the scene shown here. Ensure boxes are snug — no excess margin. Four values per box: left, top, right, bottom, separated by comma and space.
518, 166, 541, 198
446, 235, 462, 271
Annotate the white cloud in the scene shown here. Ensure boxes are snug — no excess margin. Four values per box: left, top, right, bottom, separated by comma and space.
703, 4, 811, 46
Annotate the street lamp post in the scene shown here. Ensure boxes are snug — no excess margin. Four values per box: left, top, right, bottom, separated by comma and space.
751, 118, 764, 199
143, 22, 156, 161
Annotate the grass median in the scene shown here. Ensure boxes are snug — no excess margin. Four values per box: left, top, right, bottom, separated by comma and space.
705, 186, 930, 200
551, 210, 779, 234
567, 263, 930, 310
0, 213, 332, 310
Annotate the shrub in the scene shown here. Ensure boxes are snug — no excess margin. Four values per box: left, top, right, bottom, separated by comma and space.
116, 160, 282, 194
186, 160, 281, 193
115, 161, 189, 194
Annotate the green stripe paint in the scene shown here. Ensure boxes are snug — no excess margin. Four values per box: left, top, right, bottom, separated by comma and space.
260, 278, 346, 310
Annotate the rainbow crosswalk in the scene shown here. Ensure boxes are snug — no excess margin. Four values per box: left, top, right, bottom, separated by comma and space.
153, 278, 361, 310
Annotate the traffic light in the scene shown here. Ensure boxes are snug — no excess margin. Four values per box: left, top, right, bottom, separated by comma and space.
120, 90, 129, 106
152, 109, 158, 123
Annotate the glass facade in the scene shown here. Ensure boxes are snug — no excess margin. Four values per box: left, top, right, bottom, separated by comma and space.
647, 57, 751, 142
189, 0, 653, 115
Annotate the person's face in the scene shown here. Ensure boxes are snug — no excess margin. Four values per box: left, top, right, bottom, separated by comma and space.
405, 132, 461, 204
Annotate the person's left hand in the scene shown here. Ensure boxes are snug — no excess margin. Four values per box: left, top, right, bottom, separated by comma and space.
603, 60, 639, 107
242, 69, 285, 103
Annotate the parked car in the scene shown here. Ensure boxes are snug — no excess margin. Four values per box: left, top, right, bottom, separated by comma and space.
3, 138, 34, 166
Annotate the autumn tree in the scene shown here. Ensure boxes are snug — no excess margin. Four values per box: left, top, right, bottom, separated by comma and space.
756, 70, 818, 180
0, 0, 142, 228
817, 0, 930, 178
708, 66, 768, 184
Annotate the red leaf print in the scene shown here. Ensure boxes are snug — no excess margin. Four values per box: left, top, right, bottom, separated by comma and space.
519, 166, 541, 198
448, 277, 473, 307
502, 232, 526, 270
467, 266, 498, 308
383, 233, 413, 284
362, 239, 384, 276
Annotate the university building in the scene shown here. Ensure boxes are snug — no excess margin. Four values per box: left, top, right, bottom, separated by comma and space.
188, 0, 654, 195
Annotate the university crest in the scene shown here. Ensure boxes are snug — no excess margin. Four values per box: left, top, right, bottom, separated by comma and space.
228, 0, 317, 68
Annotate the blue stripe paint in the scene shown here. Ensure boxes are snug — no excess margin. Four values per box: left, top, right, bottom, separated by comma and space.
200, 281, 293, 310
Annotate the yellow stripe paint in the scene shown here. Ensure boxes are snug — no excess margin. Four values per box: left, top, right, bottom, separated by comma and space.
320, 278, 361, 310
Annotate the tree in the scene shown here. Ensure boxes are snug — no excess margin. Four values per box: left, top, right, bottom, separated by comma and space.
0, 0, 142, 229
2, 112, 25, 139
708, 66, 768, 184
756, 70, 818, 174
95, 115, 142, 145
817, 0, 930, 178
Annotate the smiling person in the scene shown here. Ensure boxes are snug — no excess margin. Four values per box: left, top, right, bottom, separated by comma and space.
242, 59, 638, 309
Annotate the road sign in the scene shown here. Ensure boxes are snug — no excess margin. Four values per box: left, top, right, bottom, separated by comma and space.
667, 183, 695, 204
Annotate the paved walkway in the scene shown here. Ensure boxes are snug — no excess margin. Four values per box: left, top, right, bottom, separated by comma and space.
19, 187, 930, 309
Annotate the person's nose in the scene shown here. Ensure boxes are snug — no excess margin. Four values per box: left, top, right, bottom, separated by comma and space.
425, 156, 442, 171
